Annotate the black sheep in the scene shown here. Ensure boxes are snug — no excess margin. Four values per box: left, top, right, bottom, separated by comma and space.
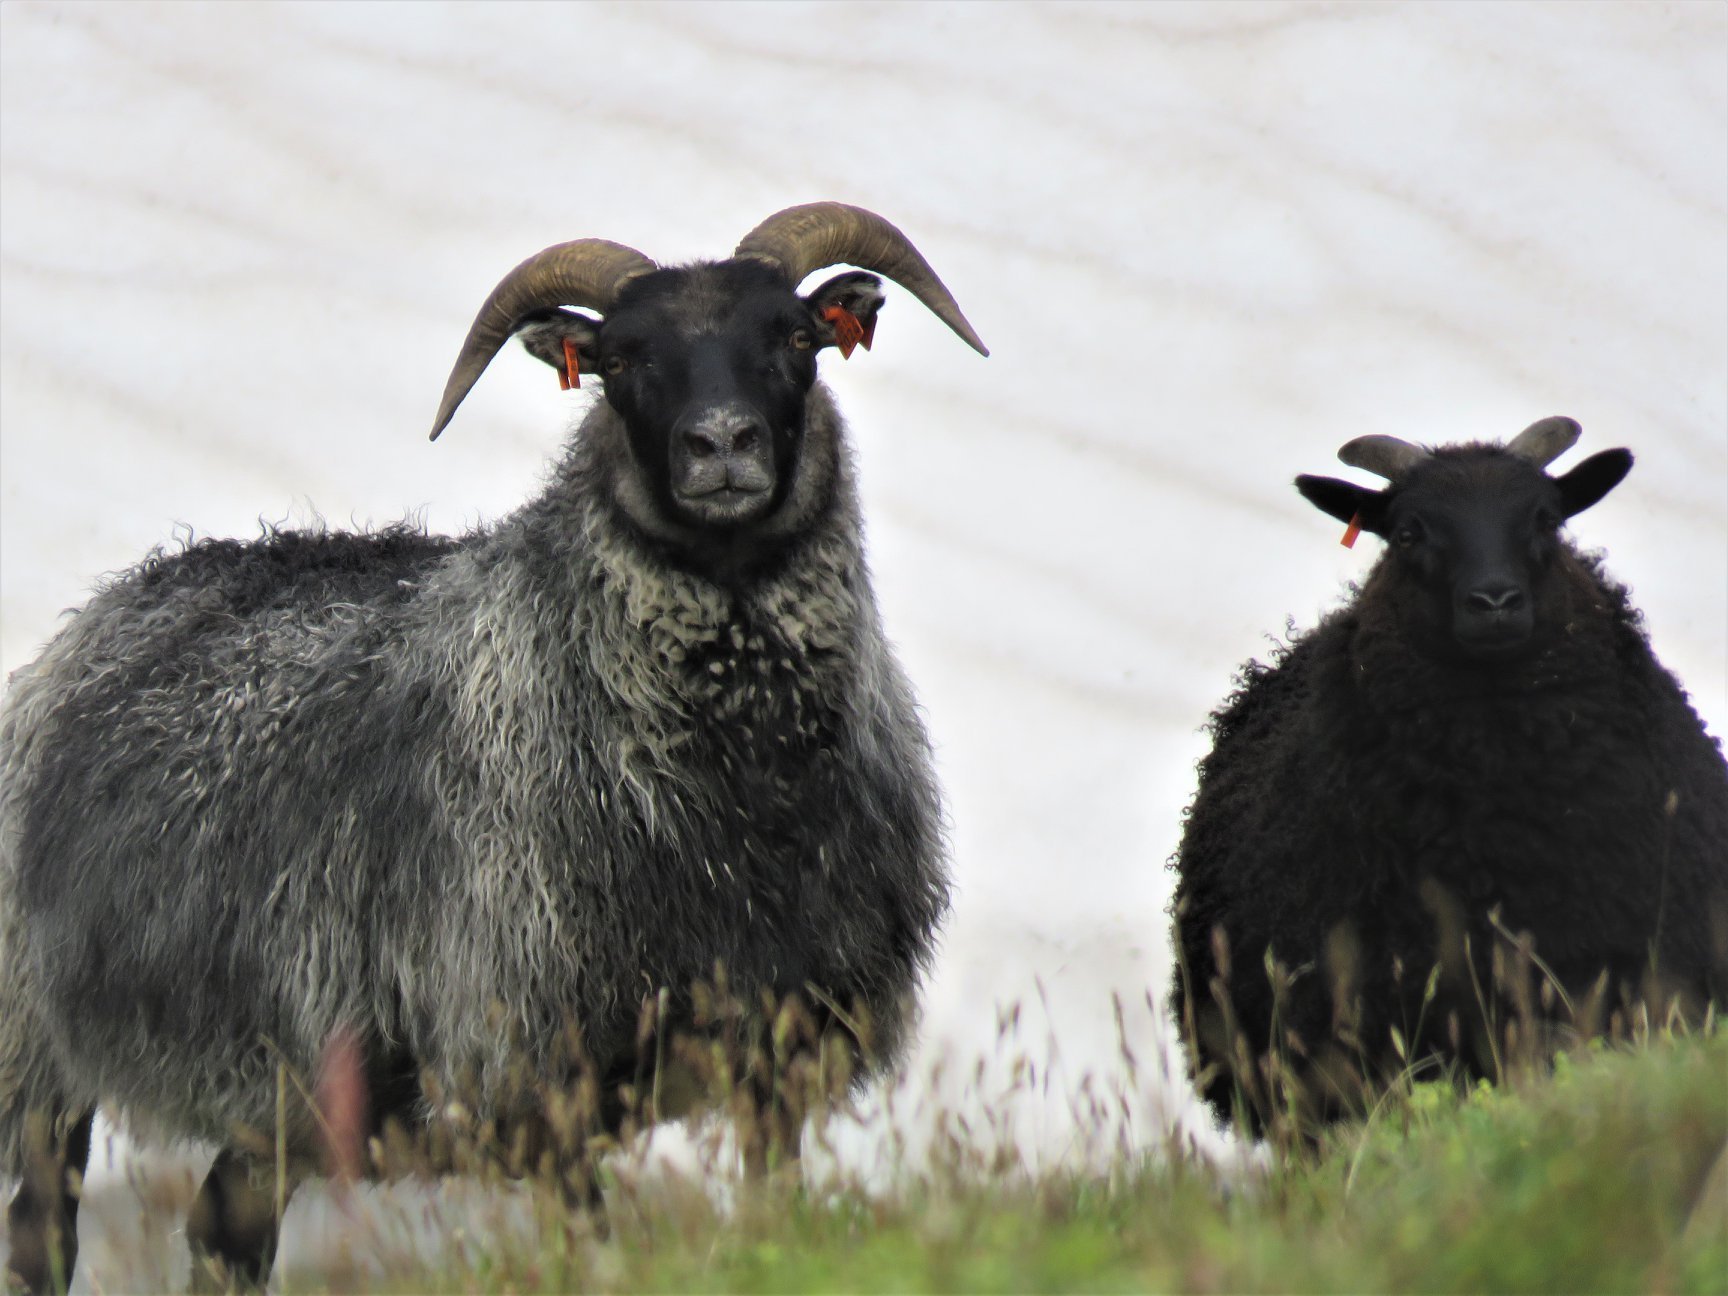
1170, 417, 1728, 1130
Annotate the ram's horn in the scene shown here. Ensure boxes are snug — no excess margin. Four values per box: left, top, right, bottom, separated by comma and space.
736, 202, 988, 356
1337, 434, 1431, 482
429, 239, 657, 440
1506, 416, 1582, 468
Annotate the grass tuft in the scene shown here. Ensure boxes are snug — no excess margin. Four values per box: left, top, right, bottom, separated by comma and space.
277, 1023, 1723, 1293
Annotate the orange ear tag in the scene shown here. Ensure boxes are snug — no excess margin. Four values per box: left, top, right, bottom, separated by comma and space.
561, 337, 582, 390
1341, 512, 1363, 548
822, 305, 865, 359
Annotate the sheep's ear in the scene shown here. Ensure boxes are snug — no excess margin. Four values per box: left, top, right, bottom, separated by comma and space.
516, 308, 603, 388
1296, 475, 1388, 535
804, 271, 886, 358
1556, 449, 1633, 519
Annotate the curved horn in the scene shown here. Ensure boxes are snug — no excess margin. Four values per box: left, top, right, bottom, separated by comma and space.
1505, 415, 1581, 468
735, 202, 989, 356
428, 239, 657, 440
1338, 434, 1431, 482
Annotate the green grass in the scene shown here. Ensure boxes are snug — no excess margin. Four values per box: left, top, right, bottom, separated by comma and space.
333, 1030, 1725, 1294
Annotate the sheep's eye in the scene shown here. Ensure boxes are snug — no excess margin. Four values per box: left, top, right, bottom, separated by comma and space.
602, 355, 629, 377
789, 328, 814, 352
1394, 526, 1421, 549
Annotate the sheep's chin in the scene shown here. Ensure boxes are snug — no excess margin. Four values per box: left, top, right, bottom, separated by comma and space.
672, 485, 775, 528
1451, 629, 1536, 664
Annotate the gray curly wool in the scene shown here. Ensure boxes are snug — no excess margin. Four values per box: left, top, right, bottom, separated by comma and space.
0, 382, 947, 1173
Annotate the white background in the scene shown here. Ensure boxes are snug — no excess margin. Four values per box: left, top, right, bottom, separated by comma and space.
3, 2, 1724, 1284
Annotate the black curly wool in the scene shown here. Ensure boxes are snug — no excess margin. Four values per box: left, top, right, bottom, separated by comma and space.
1171, 475, 1728, 1129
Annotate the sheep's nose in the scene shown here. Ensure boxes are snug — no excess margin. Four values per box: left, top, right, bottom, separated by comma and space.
1466, 584, 1525, 614
682, 423, 763, 459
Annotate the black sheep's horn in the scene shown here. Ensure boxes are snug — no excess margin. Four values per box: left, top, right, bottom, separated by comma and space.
429, 239, 658, 441
1338, 435, 1431, 482
735, 202, 989, 356
1506, 416, 1581, 468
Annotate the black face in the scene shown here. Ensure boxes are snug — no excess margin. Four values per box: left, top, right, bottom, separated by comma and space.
1379, 459, 1564, 659
597, 263, 818, 528
518, 261, 885, 535
1297, 445, 1634, 663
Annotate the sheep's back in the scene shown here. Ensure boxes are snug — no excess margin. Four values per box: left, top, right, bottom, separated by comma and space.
0, 525, 461, 1144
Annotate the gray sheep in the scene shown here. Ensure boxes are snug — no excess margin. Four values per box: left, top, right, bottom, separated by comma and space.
0, 202, 986, 1291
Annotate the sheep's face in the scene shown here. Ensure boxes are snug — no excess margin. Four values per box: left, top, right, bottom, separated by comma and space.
520, 260, 885, 536
1376, 455, 1572, 660
1298, 444, 1633, 664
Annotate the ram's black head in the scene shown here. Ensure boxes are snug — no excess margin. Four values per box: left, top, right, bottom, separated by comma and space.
1296, 417, 1634, 663
427, 203, 987, 538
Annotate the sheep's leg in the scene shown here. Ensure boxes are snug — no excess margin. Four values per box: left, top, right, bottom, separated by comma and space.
551, 1145, 610, 1235
538, 1080, 621, 1232
4, 1106, 93, 1295
739, 1063, 803, 1182
740, 1106, 801, 1181
185, 1148, 297, 1292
